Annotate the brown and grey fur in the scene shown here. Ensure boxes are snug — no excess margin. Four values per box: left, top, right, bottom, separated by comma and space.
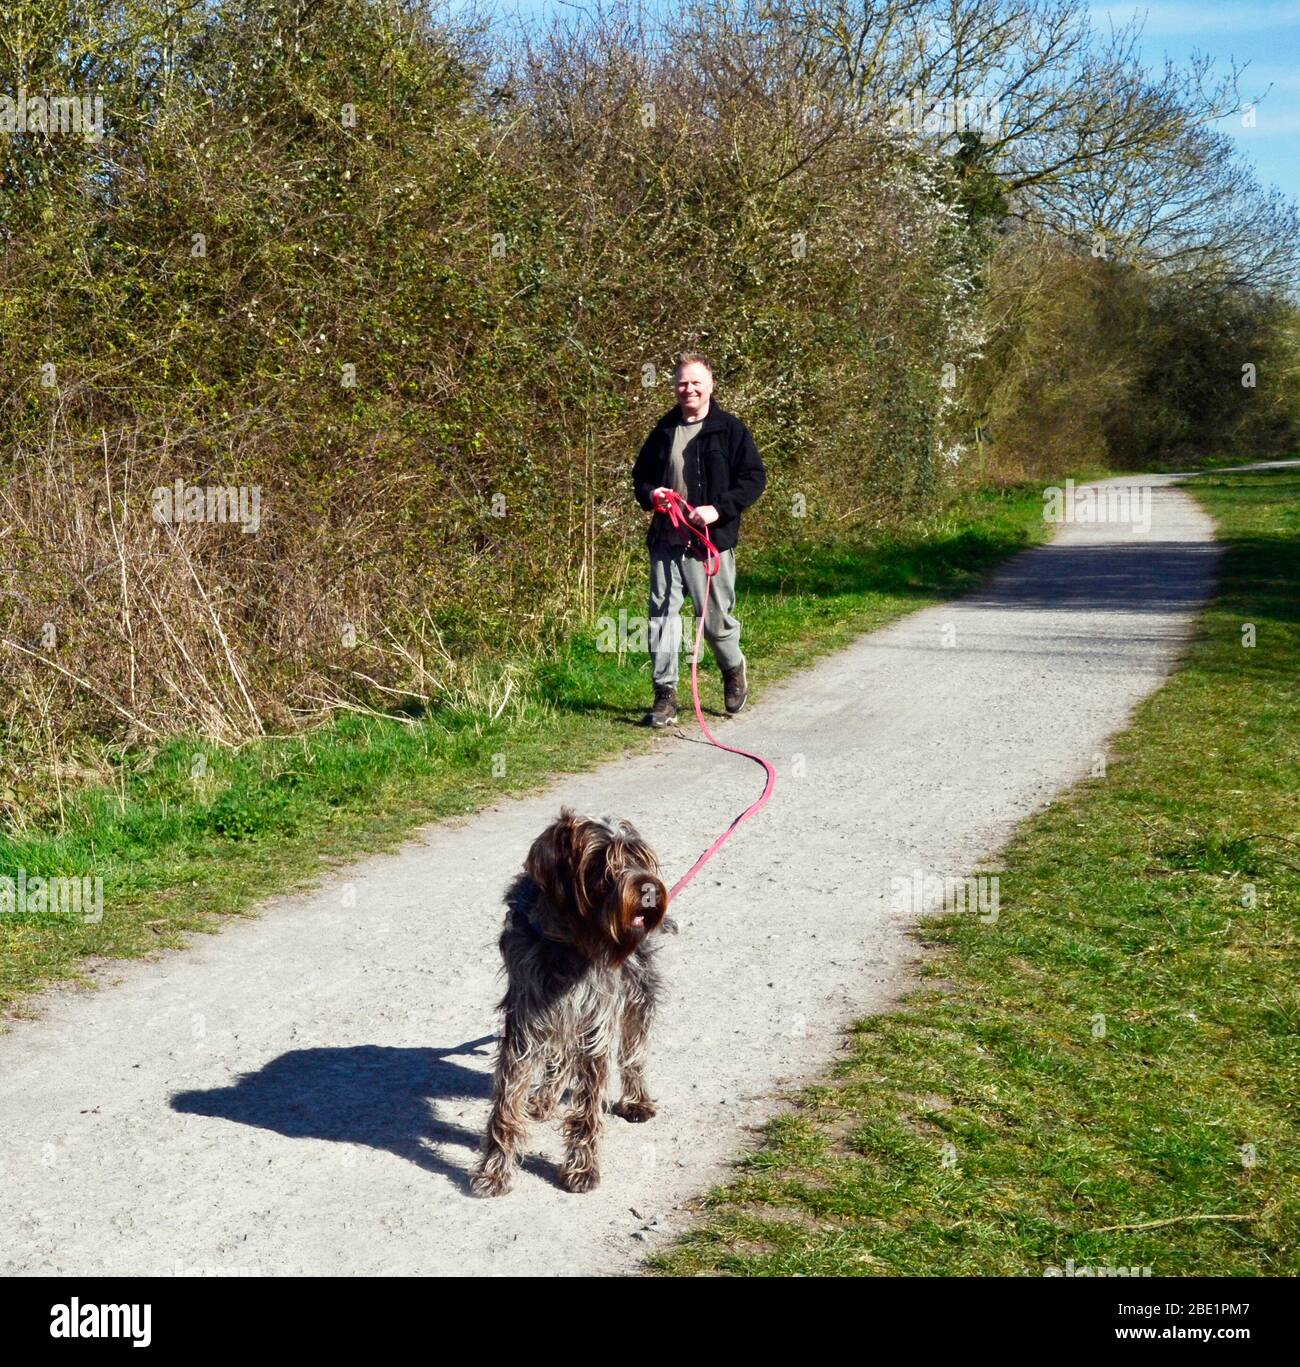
471, 808, 673, 1196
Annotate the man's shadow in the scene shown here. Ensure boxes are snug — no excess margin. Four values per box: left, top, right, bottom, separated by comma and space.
170, 1037, 564, 1194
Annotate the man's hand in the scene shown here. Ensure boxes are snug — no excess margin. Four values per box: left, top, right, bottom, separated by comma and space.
692, 504, 719, 526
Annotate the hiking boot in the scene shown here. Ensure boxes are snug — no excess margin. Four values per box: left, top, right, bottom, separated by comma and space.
644, 684, 679, 728
722, 660, 749, 714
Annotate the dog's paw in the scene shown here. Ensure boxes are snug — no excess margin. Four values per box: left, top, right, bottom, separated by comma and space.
613, 1098, 657, 1124
526, 1094, 559, 1122
470, 1167, 512, 1198
562, 1166, 601, 1194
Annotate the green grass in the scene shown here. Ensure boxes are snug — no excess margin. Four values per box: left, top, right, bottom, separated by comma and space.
0, 475, 1075, 1017
651, 465, 1300, 1277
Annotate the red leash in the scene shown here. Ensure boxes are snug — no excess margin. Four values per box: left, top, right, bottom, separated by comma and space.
651, 489, 777, 900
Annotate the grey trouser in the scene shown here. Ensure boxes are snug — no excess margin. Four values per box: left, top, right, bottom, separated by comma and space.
648, 542, 745, 687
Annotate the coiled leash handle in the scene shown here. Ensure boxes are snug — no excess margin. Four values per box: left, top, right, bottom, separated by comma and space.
650, 488, 776, 900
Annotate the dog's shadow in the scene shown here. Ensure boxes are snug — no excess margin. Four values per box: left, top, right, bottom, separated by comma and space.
169, 1036, 564, 1195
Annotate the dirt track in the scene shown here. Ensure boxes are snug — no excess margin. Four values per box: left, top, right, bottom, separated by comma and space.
0, 472, 1229, 1275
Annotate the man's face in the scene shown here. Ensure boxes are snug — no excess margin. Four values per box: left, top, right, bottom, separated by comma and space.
676, 363, 713, 418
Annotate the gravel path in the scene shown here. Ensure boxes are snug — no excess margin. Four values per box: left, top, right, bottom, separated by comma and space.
0, 471, 1236, 1275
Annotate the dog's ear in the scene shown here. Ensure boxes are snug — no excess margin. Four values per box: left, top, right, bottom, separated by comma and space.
524, 808, 585, 919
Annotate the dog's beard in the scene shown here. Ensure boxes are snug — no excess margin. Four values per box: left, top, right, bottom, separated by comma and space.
605, 868, 667, 962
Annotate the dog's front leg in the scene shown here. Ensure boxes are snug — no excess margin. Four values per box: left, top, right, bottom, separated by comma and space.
561, 1049, 609, 1193
471, 1015, 532, 1197
612, 991, 657, 1123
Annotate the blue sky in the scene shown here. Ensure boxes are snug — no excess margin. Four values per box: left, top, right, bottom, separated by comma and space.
1093, 2, 1300, 205
470, 1, 1300, 208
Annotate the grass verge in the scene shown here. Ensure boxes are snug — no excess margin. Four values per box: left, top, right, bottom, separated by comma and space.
1, 476, 1079, 1018
651, 465, 1299, 1277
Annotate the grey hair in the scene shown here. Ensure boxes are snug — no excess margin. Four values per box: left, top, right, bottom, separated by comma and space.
674, 352, 714, 379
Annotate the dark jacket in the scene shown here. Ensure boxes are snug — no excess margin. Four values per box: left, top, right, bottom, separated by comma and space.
632, 400, 766, 554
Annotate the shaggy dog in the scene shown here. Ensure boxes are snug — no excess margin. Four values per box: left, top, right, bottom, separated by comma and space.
471, 808, 672, 1196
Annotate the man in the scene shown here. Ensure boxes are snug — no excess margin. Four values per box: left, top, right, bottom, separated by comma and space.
631, 354, 766, 727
